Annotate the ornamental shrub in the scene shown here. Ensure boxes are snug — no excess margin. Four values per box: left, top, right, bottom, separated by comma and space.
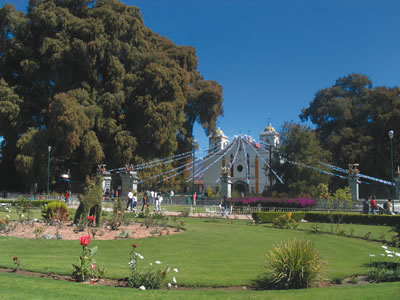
273, 213, 298, 229
257, 239, 324, 289
42, 201, 68, 221
303, 212, 400, 226
252, 212, 305, 224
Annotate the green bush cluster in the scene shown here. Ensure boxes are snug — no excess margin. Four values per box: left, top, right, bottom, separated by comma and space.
303, 212, 400, 226
273, 213, 298, 230
42, 201, 69, 221
257, 239, 323, 289
252, 212, 305, 224
0, 199, 51, 207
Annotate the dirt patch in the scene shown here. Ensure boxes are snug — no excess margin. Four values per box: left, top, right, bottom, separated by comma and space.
0, 221, 181, 240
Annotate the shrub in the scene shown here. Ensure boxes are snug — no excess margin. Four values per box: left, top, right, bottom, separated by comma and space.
42, 201, 68, 221
257, 239, 324, 289
273, 213, 298, 229
232, 197, 316, 208
252, 212, 305, 224
367, 245, 400, 282
303, 212, 400, 226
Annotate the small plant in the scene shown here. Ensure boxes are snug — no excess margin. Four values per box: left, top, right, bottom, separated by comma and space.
364, 232, 372, 241
72, 235, 105, 282
127, 243, 178, 290
349, 227, 355, 238
256, 239, 324, 289
42, 201, 69, 222
174, 219, 185, 232
367, 245, 400, 282
273, 212, 298, 230
33, 227, 45, 239
13, 256, 20, 272
115, 229, 131, 239
336, 226, 345, 236
349, 276, 359, 284
311, 223, 322, 234
331, 277, 343, 284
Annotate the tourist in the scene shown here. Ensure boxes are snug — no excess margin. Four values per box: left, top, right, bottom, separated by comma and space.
370, 196, 377, 214
126, 190, 134, 211
193, 191, 197, 206
220, 196, 229, 218
156, 193, 163, 211
133, 192, 138, 211
384, 199, 393, 214
141, 193, 148, 211
362, 198, 369, 214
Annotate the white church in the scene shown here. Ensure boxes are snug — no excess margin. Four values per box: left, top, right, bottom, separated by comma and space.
197, 123, 280, 196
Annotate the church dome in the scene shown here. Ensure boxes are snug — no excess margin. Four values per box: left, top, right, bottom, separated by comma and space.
263, 123, 276, 133
214, 127, 225, 137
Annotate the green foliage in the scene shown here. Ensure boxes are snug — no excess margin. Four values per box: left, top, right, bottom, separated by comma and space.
257, 239, 324, 289
42, 201, 68, 221
73, 176, 103, 226
329, 187, 353, 209
0, 199, 51, 208
0, 0, 223, 191
272, 213, 298, 230
273, 122, 331, 197
304, 212, 400, 226
252, 212, 305, 224
301, 73, 400, 193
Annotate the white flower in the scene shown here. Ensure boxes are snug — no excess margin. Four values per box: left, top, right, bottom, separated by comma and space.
173, 276, 177, 284
128, 259, 134, 266
369, 254, 375, 257
166, 267, 171, 273
21, 214, 24, 218
6, 215, 9, 219
173, 268, 179, 273
382, 245, 388, 250
135, 253, 144, 259
139, 285, 146, 290
167, 283, 172, 288
395, 253, 400, 257
385, 250, 394, 254
381, 254, 385, 256
149, 263, 152, 266
387, 254, 394, 257
155, 261, 161, 264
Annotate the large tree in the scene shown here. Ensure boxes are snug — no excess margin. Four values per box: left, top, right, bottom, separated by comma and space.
273, 122, 332, 197
0, 0, 223, 191
300, 73, 400, 195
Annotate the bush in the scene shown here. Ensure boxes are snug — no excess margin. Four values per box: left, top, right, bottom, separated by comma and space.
0, 199, 51, 208
257, 239, 323, 289
273, 213, 298, 229
303, 212, 400, 226
232, 197, 316, 208
42, 201, 69, 221
252, 212, 305, 224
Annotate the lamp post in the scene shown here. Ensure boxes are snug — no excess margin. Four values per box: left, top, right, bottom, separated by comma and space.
47, 145, 51, 196
388, 130, 394, 212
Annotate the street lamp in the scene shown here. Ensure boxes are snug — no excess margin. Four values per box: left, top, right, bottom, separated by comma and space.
47, 145, 51, 196
388, 130, 394, 212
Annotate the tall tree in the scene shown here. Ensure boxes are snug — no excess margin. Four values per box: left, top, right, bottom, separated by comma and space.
274, 122, 332, 197
0, 0, 223, 191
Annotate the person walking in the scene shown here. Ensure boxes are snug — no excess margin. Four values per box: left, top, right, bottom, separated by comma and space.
133, 192, 138, 212
141, 193, 148, 211
370, 196, 377, 215
126, 190, 134, 211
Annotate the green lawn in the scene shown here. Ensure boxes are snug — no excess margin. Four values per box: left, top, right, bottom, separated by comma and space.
0, 218, 397, 286
1, 272, 400, 300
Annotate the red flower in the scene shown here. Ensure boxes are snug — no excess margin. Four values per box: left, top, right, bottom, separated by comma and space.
132, 243, 137, 248
91, 216, 95, 222
180, 220, 184, 224
86, 216, 90, 221
79, 235, 91, 247
13, 257, 18, 261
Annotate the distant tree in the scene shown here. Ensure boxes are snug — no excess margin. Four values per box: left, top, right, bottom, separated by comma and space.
273, 122, 332, 197
301, 73, 400, 194
0, 0, 223, 191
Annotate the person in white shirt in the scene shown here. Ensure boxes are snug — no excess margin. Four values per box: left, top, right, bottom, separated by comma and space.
126, 191, 134, 211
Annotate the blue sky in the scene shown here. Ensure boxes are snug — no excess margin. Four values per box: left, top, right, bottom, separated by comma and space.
2, 0, 400, 156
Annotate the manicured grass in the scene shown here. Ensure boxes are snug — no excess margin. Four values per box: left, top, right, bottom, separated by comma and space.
1, 272, 400, 299
0, 218, 397, 287
294, 222, 394, 243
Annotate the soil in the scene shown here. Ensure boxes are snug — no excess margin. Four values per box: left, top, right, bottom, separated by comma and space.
0, 220, 180, 240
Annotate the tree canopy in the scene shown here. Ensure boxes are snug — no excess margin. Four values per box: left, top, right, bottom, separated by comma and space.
0, 0, 223, 191
301, 73, 400, 195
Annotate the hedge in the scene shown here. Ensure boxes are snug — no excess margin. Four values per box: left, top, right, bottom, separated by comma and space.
303, 212, 400, 226
0, 199, 52, 208
252, 211, 306, 224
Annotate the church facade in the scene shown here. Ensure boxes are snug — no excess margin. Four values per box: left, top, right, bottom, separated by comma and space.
199, 123, 280, 196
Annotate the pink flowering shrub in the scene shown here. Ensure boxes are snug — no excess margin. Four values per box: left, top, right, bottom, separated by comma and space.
231, 197, 316, 208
